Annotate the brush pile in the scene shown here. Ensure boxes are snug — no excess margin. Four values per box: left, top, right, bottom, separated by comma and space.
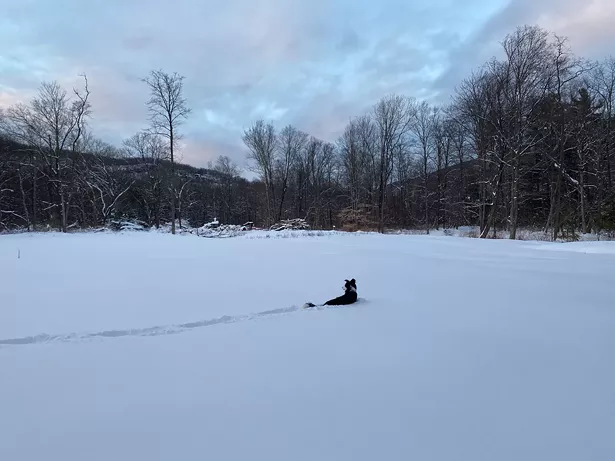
269, 218, 310, 231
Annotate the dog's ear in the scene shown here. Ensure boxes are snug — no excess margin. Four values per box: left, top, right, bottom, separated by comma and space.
351, 278, 355, 283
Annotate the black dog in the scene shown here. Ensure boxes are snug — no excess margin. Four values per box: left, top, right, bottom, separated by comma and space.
304, 279, 358, 308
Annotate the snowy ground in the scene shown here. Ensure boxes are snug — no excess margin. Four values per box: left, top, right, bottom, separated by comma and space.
1, 231, 614, 461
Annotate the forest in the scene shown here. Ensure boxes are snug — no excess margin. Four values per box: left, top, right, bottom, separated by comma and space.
1, 25, 615, 240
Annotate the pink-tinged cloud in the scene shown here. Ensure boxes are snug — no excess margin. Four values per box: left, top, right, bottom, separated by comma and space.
537, 0, 615, 57
434, 0, 615, 96
0, 90, 22, 107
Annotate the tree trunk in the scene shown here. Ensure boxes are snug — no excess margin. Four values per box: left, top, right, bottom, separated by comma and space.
480, 161, 504, 238
509, 163, 519, 240
378, 176, 385, 234
171, 193, 177, 234
32, 170, 37, 231
60, 187, 68, 233
277, 181, 288, 223
18, 168, 31, 231
170, 125, 176, 235
436, 153, 442, 230
178, 195, 182, 229
544, 175, 556, 236
479, 156, 486, 235
423, 151, 429, 234
579, 168, 587, 234
80, 195, 87, 227
459, 157, 465, 224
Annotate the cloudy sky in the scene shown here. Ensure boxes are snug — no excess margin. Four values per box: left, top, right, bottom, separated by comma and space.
1, 0, 614, 171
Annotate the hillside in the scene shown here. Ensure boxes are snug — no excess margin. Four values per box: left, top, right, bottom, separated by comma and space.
0, 135, 262, 230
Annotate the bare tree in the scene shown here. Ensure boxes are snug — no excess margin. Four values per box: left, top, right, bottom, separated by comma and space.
453, 68, 496, 235
211, 155, 241, 223
447, 104, 474, 225
3, 76, 91, 232
295, 136, 337, 226
212, 155, 240, 178
373, 94, 414, 232
142, 70, 191, 234
590, 57, 615, 193
0, 136, 19, 230
412, 100, 436, 233
432, 109, 454, 229
80, 147, 135, 225
123, 131, 169, 228
242, 120, 278, 226
337, 119, 364, 227
532, 35, 586, 239
498, 26, 560, 238
338, 115, 379, 229
275, 125, 307, 221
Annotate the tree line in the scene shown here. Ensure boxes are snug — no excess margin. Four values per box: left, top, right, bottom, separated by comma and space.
1, 24, 615, 239
0, 72, 261, 233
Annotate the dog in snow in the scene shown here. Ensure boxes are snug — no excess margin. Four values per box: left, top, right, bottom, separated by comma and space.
303, 279, 358, 308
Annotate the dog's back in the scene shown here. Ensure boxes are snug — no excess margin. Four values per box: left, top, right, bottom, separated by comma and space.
304, 278, 358, 308
324, 279, 357, 306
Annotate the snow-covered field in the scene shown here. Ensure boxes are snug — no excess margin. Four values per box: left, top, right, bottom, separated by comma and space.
1, 231, 614, 461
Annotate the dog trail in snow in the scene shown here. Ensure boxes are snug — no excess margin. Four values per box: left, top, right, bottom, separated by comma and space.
0, 299, 366, 347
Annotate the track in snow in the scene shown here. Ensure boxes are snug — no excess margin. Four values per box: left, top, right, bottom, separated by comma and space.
0, 300, 366, 347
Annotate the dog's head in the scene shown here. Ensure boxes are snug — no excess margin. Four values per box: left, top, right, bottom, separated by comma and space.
344, 278, 357, 293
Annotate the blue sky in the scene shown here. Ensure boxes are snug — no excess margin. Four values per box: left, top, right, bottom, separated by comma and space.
1, 0, 614, 170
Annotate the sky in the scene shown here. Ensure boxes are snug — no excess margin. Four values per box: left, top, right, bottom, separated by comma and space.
1, 0, 614, 172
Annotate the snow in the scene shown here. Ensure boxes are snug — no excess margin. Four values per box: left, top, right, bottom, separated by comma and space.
533, 240, 615, 255
1, 231, 614, 461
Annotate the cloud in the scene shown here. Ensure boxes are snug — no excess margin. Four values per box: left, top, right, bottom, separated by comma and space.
434, 0, 615, 95
1, 0, 614, 172
0, 89, 22, 108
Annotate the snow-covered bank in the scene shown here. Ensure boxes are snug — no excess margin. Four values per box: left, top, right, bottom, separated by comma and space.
1, 232, 614, 461
5, 222, 614, 243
